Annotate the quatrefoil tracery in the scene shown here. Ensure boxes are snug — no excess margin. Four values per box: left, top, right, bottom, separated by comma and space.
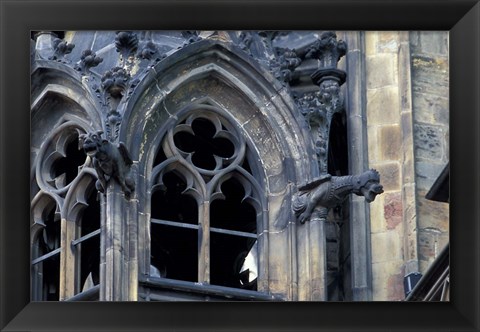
166, 112, 242, 174
152, 109, 262, 210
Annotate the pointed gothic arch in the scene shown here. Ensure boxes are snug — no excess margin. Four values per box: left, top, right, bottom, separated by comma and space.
115, 40, 321, 299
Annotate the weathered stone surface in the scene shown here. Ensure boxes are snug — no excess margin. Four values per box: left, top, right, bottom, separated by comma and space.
400, 111, 416, 184
371, 260, 404, 301
384, 192, 402, 230
367, 125, 379, 163
378, 124, 402, 161
377, 32, 400, 53
366, 87, 400, 125
411, 55, 449, 97
410, 31, 449, 56
371, 231, 402, 264
411, 92, 449, 125
415, 161, 448, 190
387, 264, 406, 300
418, 230, 436, 262
416, 191, 449, 231
372, 162, 400, 192
366, 54, 397, 89
365, 32, 377, 56
402, 184, 418, 262
414, 124, 445, 161
369, 192, 385, 234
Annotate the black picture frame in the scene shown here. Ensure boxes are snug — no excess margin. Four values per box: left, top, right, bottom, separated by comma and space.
1, 0, 479, 331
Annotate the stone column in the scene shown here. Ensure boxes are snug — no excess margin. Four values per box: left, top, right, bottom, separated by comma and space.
343, 31, 373, 301
304, 31, 347, 301
101, 180, 138, 301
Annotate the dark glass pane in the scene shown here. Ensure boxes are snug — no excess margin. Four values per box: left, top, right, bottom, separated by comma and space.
151, 172, 198, 225
52, 134, 86, 185
80, 187, 100, 236
39, 205, 61, 255
77, 188, 100, 294
78, 235, 100, 293
210, 177, 257, 233
41, 254, 60, 301
210, 233, 257, 290
150, 224, 198, 282
153, 143, 167, 167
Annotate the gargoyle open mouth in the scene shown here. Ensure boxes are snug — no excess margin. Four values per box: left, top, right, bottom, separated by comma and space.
362, 183, 384, 203
83, 143, 97, 156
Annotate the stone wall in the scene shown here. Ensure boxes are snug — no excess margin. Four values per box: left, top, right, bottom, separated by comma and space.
365, 31, 413, 301
365, 31, 449, 300
410, 32, 449, 273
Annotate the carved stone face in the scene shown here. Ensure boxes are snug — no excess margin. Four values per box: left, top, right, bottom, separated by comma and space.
79, 131, 104, 156
354, 169, 384, 203
361, 182, 384, 203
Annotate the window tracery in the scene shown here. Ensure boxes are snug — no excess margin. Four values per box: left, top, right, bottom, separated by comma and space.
31, 120, 101, 300
149, 106, 264, 291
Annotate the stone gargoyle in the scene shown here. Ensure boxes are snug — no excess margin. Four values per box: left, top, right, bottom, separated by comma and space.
78, 131, 135, 199
293, 169, 384, 224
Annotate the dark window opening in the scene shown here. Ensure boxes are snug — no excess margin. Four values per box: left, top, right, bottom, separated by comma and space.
211, 233, 257, 290
150, 112, 262, 294
52, 134, 86, 185
39, 205, 61, 255
210, 177, 257, 233
241, 157, 253, 174
150, 224, 198, 282
326, 111, 351, 301
328, 113, 349, 176
153, 144, 167, 167
77, 235, 100, 293
80, 188, 100, 236
76, 189, 100, 293
33, 204, 61, 301
151, 172, 198, 225
40, 255, 61, 301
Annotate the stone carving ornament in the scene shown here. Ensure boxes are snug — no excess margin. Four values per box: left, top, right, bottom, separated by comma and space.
293, 32, 384, 224
293, 170, 384, 224
78, 131, 135, 199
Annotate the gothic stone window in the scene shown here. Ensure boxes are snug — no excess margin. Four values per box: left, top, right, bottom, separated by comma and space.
148, 107, 263, 294
31, 120, 101, 300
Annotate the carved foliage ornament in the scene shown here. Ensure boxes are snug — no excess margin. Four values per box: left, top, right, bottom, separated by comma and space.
49, 37, 75, 62
74, 49, 103, 75
115, 31, 139, 67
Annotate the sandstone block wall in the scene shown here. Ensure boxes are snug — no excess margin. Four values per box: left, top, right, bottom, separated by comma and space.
410, 32, 449, 273
365, 31, 449, 300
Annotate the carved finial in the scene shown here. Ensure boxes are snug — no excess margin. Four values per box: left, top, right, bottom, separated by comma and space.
49, 38, 75, 61
115, 31, 139, 66
137, 41, 158, 60
75, 49, 103, 74
101, 67, 130, 99
306, 31, 347, 69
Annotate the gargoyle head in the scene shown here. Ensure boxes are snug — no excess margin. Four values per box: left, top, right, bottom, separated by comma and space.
353, 169, 384, 203
78, 131, 106, 156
